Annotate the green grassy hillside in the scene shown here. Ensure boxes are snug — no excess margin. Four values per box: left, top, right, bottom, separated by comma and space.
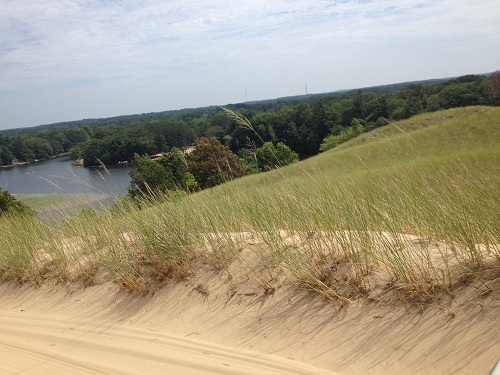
1, 106, 499, 302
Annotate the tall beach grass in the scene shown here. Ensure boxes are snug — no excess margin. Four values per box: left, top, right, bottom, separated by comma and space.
0, 106, 498, 303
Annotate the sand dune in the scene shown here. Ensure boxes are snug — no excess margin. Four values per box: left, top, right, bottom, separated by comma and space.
1, 311, 333, 375
1, 261, 499, 375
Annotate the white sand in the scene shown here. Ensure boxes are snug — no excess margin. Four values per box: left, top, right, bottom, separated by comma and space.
1, 260, 499, 375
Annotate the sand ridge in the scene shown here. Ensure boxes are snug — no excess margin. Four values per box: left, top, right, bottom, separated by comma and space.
1, 258, 499, 375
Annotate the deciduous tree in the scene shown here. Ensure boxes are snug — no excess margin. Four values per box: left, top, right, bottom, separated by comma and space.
485, 70, 500, 105
187, 137, 245, 189
128, 154, 174, 198
256, 142, 299, 172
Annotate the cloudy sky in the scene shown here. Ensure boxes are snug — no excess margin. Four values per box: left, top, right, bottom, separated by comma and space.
1, 0, 499, 130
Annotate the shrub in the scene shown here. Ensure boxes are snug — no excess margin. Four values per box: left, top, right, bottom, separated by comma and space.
320, 118, 364, 151
0, 187, 35, 216
256, 142, 299, 171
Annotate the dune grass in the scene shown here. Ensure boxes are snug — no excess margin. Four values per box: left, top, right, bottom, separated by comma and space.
0, 106, 499, 303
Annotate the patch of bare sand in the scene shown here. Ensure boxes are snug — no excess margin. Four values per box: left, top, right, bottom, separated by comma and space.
1, 256, 499, 375
1, 231, 500, 374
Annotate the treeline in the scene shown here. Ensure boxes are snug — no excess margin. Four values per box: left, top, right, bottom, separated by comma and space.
1, 72, 498, 167
0, 127, 89, 166
78, 119, 195, 166
196, 73, 498, 158
0, 118, 195, 167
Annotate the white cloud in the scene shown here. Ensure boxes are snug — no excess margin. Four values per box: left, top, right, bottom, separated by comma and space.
1, 0, 499, 128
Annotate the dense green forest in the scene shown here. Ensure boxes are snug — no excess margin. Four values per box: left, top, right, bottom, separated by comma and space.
1, 72, 498, 168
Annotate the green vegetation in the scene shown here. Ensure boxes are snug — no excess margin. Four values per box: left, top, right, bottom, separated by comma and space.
187, 137, 246, 189
320, 118, 364, 151
0, 128, 89, 165
0, 107, 498, 305
127, 138, 244, 199
2, 73, 498, 168
254, 141, 299, 172
128, 150, 189, 198
0, 188, 34, 217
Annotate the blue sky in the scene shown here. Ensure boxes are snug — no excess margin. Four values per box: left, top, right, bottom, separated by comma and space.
1, 0, 499, 130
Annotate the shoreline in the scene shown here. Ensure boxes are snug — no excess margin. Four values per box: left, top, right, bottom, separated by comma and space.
0, 153, 70, 169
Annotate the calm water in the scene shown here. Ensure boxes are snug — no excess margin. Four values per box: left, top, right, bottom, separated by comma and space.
0, 156, 132, 196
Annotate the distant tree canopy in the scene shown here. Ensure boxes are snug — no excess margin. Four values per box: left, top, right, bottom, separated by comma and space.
80, 119, 195, 167
1, 72, 497, 168
0, 145, 14, 166
0, 129, 88, 166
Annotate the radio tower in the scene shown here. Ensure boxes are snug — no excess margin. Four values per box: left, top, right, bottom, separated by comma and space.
305, 82, 308, 95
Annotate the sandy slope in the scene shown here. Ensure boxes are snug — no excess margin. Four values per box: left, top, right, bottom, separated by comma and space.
0, 283, 334, 375
1, 258, 499, 375
1, 311, 332, 375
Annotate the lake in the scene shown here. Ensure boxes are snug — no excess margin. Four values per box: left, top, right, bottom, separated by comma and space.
0, 156, 133, 196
